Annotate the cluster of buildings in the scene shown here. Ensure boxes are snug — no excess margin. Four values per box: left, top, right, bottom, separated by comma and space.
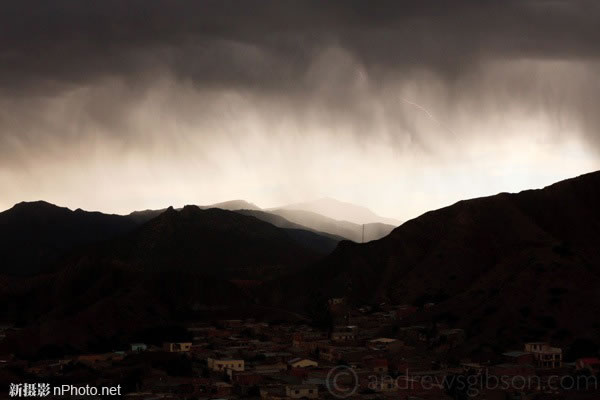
0, 303, 599, 399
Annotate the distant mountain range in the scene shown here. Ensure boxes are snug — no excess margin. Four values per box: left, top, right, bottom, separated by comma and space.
202, 198, 399, 243
272, 197, 401, 225
205, 199, 261, 211
266, 208, 395, 243
124, 198, 399, 243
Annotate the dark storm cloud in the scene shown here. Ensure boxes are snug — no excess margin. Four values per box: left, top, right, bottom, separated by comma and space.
0, 2, 597, 113
2, 3, 599, 153
1, 0, 600, 218
1, 0, 599, 93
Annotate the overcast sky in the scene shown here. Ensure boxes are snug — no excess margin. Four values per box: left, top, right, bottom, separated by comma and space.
1, 1, 600, 220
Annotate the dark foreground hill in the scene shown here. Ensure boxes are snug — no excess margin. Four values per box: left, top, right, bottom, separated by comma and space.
0, 201, 138, 276
274, 171, 600, 349
0, 206, 327, 356
105, 205, 325, 275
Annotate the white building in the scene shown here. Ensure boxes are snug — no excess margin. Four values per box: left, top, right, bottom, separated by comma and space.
331, 326, 358, 342
207, 357, 245, 372
524, 342, 562, 368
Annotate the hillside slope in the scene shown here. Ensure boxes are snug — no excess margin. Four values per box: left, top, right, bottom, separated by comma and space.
279, 171, 600, 348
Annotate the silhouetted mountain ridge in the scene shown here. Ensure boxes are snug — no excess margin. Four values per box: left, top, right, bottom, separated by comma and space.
0, 201, 138, 276
123, 200, 395, 242
109, 205, 322, 273
0, 201, 341, 276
